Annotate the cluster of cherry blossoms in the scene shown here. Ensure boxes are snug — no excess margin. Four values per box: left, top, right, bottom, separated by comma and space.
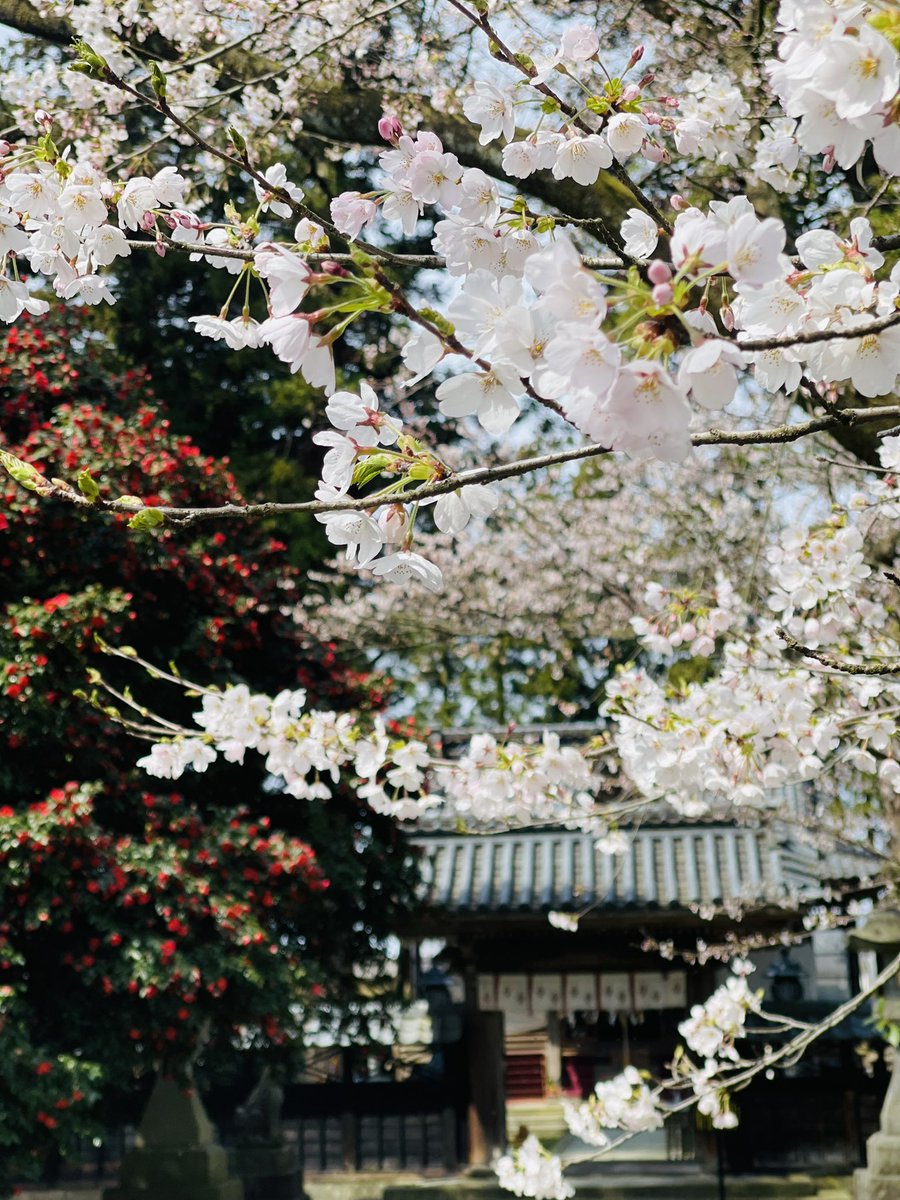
767, 0, 900, 174
606, 437, 900, 817
134, 684, 605, 827
311, 380, 499, 590
562, 1066, 663, 1149
431, 731, 596, 828
495, 1135, 573, 1200
677, 964, 760, 1063
1, 6, 900, 554
523, 964, 760, 1182
0, 153, 183, 318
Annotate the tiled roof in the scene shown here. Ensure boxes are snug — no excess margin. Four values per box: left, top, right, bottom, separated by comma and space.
412, 824, 860, 915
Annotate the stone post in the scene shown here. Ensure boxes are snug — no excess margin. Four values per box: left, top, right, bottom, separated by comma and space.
854, 1057, 900, 1200
104, 1074, 243, 1200
230, 1066, 306, 1200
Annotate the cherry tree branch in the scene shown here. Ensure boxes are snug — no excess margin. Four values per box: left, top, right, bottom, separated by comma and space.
564, 950, 900, 1167
123, 237, 630, 272
11, 404, 900, 527
738, 309, 900, 352
444, 0, 672, 243
779, 628, 900, 676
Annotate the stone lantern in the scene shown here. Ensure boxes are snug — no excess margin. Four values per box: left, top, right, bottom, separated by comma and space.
850, 909, 900, 1200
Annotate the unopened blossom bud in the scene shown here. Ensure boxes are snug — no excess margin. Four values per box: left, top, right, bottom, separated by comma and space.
162, 214, 178, 229
663, 96, 680, 108
378, 114, 403, 144
140, 210, 156, 231
647, 260, 671, 284
645, 111, 662, 126
627, 45, 644, 70
320, 260, 352, 278
822, 147, 836, 173
638, 72, 655, 89
642, 142, 668, 163
34, 108, 52, 130
652, 282, 674, 305
720, 303, 735, 331
154, 240, 166, 258
671, 194, 689, 211
620, 84, 640, 103
0, 140, 10, 157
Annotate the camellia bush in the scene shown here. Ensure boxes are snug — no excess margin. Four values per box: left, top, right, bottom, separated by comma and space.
0, 313, 418, 1188
2, 0, 900, 1193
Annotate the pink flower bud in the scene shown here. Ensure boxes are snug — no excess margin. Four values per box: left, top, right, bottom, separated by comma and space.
627, 45, 644, 70
0, 140, 11, 158
34, 109, 52, 130
638, 72, 656, 89
154, 240, 166, 258
378, 114, 403, 144
642, 142, 667, 163
671, 194, 689, 211
319, 260, 352, 278
162, 214, 178, 229
720, 303, 735, 331
647, 260, 671, 284
822, 146, 836, 174
664, 96, 680, 108
644, 111, 662, 126
620, 84, 640, 103
652, 282, 674, 305
140, 211, 156, 231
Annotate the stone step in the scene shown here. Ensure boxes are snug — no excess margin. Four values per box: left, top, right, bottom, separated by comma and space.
383, 1174, 833, 1200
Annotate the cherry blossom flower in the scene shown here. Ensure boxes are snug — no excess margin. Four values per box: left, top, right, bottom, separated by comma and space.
436, 366, 522, 434
330, 191, 378, 240
253, 162, 304, 219
559, 25, 599, 62
316, 510, 385, 567
312, 430, 357, 492
678, 339, 746, 409
462, 81, 517, 145
258, 313, 313, 373
606, 112, 646, 158
620, 208, 659, 259
547, 910, 579, 932
189, 314, 261, 350
431, 484, 499, 534
254, 243, 311, 315
552, 134, 613, 186
371, 551, 443, 592
325, 382, 398, 447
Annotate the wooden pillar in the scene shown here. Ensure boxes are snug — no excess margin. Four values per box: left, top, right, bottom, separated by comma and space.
466, 1009, 506, 1165
545, 1010, 562, 1092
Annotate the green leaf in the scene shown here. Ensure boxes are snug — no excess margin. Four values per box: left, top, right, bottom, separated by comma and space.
111, 495, 146, 512
127, 507, 166, 532
228, 125, 247, 154
149, 61, 167, 103
353, 454, 392, 487
0, 449, 51, 494
77, 470, 100, 501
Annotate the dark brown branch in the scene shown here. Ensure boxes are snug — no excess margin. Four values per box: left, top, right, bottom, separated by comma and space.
778, 628, 900, 676
739, 310, 900, 352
